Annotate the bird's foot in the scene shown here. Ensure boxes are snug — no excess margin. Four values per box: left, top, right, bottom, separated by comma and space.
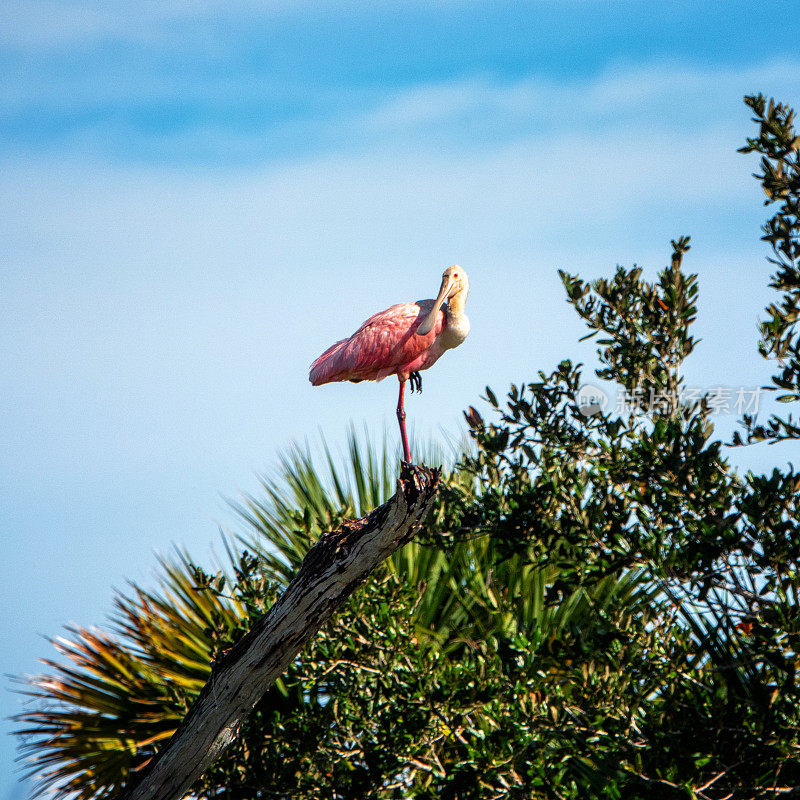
409, 372, 422, 393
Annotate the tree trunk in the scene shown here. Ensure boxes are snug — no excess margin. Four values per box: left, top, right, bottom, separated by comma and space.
118, 463, 440, 800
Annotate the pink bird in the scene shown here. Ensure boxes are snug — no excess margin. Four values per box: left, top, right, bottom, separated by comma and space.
309, 265, 471, 463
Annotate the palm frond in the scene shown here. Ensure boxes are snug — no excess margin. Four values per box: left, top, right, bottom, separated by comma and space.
13, 551, 249, 800
232, 426, 460, 584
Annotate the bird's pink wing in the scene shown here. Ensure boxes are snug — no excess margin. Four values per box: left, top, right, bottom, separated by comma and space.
309, 301, 442, 384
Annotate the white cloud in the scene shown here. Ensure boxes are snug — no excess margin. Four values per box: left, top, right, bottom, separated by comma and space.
0, 1, 306, 49
0, 0, 457, 49
0, 119, 754, 290
359, 59, 800, 139
3, 54, 798, 168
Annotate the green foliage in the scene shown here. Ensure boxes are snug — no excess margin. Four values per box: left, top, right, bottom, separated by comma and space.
736, 93, 800, 441
560, 235, 696, 399
14, 97, 800, 799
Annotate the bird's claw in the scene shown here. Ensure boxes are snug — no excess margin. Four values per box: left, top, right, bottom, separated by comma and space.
409, 372, 422, 393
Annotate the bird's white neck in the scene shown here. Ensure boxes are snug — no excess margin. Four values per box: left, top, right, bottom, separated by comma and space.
441, 288, 470, 351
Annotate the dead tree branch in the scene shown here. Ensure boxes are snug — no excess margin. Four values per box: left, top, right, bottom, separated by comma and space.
119, 463, 440, 800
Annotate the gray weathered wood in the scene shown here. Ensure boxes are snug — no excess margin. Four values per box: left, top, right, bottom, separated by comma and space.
118, 463, 440, 800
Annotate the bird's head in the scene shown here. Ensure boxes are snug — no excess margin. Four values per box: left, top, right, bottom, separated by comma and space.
417, 265, 469, 335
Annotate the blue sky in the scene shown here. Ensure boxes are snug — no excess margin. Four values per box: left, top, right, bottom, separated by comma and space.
2, 2, 800, 797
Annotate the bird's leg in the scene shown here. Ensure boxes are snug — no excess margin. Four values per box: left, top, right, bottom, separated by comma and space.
409, 371, 422, 393
396, 379, 412, 463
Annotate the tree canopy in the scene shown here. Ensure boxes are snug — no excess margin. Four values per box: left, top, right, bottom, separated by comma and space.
14, 94, 800, 799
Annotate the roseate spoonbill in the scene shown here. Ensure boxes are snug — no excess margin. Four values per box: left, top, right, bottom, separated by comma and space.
309, 265, 470, 463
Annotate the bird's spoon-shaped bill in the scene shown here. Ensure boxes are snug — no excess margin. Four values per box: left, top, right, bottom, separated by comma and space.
417, 272, 455, 336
